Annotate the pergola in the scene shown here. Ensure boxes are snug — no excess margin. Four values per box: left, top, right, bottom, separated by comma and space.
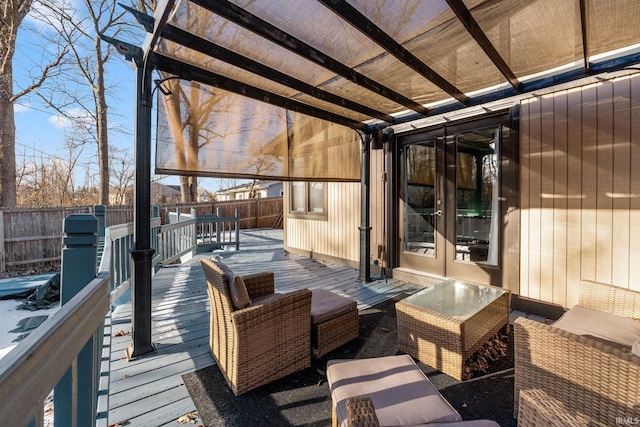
104, 0, 640, 357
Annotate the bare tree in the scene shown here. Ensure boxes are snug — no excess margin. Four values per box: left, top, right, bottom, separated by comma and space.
110, 146, 134, 205
162, 79, 234, 203
0, 0, 67, 207
32, 0, 129, 206
16, 138, 84, 207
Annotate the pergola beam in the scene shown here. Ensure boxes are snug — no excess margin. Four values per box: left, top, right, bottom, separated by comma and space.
152, 53, 369, 132
318, 0, 470, 105
445, 0, 522, 92
191, 0, 429, 116
160, 24, 395, 123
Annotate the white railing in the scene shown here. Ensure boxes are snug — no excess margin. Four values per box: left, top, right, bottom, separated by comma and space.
100, 217, 162, 303
157, 218, 197, 266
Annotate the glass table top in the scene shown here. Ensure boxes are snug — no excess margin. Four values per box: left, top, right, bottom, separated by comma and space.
401, 279, 506, 321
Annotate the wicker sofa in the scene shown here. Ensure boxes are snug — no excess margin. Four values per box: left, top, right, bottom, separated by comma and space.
201, 258, 312, 396
514, 280, 640, 426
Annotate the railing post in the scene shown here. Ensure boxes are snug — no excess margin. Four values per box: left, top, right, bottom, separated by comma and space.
235, 209, 240, 251
216, 207, 221, 244
0, 211, 5, 272
55, 214, 99, 427
95, 205, 106, 240
191, 208, 197, 254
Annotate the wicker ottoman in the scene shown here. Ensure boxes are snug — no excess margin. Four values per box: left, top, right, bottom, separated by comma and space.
517, 389, 589, 427
311, 289, 358, 357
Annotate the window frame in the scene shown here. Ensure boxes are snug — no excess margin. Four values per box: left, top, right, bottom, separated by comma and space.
288, 181, 328, 220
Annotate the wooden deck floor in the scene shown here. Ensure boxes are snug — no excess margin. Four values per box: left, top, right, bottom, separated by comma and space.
107, 229, 425, 426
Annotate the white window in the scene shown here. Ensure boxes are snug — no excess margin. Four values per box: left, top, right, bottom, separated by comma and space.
289, 182, 327, 219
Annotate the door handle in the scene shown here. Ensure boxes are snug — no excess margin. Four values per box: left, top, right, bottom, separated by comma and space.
430, 209, 443, 217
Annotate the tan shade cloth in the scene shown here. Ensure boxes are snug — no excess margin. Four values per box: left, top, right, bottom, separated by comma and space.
150, 0, 640, 180
155, 78, 362, 181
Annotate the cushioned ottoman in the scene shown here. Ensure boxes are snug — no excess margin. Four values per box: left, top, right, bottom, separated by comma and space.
311, 289, 359, 357
327, 355, 500, 427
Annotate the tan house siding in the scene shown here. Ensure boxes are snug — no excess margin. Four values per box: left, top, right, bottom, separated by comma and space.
370, 149, 387, 267
284, 182, 360, 266
520, 74, 640, 308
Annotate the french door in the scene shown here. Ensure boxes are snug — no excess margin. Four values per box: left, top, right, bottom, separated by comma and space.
398, 118, 505, 286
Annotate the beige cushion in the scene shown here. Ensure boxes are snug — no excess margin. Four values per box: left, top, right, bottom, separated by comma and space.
311, 288, 356, 325
553, 305, 640, 347
327, 355, 462, 427
226, 273, 251, 310
633, 338, 640, 357
423, 422, 500, 427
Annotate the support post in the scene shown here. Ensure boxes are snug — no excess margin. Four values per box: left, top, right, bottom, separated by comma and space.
358, 133, 372, 283
385, 128, 397, 275
127, 63, 156, 360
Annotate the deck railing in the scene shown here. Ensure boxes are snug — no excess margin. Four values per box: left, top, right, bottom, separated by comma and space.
0, 214, 111, 427
0, 206, 243, 426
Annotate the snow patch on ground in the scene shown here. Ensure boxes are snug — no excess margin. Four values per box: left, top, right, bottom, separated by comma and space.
0, 298, 60, 360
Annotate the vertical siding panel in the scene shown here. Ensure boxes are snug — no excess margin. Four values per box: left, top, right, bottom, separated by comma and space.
349, 184, 358, 262
612, 77, 631, 287
566, 88, 583, 306
553, 92, 568, 307
596, 81, 614, 284
528, 99, 542, 300
581, 83, 598, 282
539, 95, 556, 303
520, 100, 531, 298
338, 182, 344, 260
630, 75, 640, 291
329, 182, 336, 258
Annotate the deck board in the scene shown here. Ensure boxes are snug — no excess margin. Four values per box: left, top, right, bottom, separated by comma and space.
107, 229, 426, 426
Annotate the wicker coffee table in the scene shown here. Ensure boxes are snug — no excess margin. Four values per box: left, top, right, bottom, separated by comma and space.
396, 279, 510, 380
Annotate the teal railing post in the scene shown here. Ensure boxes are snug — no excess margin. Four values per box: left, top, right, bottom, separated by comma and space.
55, 214, 99, 427
95, 205, 106, 240
215, 207, 221, 244
235, 209, 240, 251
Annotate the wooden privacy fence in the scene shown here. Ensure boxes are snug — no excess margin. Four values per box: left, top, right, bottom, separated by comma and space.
0, 197, 282, 272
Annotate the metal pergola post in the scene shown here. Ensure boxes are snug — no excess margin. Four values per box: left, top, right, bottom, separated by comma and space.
358, 133, 372, 283
126, 64, 156, 360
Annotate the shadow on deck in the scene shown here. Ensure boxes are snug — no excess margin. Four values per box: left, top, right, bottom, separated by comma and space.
107, 228, 424, 426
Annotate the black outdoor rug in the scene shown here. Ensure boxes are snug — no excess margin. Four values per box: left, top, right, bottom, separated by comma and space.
182, 294, 516, 427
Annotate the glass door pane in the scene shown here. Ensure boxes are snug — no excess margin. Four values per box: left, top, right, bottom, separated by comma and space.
455, 128, 500, 266
404, 139, 438, 256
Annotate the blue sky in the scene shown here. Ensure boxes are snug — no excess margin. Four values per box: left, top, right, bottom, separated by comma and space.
12, 2, 223, 193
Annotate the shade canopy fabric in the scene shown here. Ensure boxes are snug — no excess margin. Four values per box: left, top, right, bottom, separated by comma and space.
143, 0, 640, 180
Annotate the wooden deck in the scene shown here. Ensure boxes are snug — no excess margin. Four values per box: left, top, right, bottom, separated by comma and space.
107, 229, 425, 426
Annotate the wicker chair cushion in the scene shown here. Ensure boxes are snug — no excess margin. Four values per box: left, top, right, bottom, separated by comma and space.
327, 355, 462, 427
311, 289, 357, 325
553, 305, 640, 347
633, 338, 640, 357
226, 273, 252, 309
251, 293, 283, 305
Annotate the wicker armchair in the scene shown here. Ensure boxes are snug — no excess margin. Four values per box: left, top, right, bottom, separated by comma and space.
514, 280, 640, 426
201, 258, 312, 396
